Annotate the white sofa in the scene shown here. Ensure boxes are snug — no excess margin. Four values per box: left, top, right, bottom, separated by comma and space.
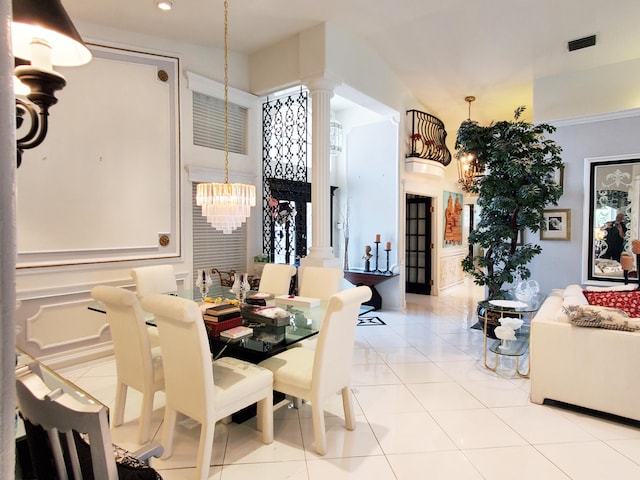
530, 285, 640, 422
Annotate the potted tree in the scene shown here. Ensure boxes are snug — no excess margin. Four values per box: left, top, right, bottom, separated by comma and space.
456, 106, 564, 301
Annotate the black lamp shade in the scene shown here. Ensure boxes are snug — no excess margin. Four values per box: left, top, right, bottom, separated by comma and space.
12, 0, 91, 66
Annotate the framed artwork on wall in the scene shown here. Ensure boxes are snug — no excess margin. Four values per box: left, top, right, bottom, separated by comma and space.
443, 191, 463, 247
541, 209, 571, 240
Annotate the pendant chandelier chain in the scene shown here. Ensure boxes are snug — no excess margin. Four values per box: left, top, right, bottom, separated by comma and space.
223, 0, 229, 183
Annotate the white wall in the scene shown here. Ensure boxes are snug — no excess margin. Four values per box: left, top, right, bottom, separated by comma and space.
528, 111, 640, 293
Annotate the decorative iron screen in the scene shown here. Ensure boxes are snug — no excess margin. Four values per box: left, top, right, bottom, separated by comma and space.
262, 89, 309, 263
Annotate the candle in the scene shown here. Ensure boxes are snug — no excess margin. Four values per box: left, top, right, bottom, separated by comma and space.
385, 241, 391, 250
375, 234, 381, 243
633, 239, 640, 254
621, 254, 634, 271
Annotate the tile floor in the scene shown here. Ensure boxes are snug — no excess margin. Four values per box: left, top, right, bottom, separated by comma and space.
58, 280, 640, 479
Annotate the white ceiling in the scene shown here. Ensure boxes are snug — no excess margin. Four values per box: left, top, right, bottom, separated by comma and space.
62, 0, 640, 127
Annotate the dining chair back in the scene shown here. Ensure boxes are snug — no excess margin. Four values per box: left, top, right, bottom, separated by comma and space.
91, 285, 164, 444
258, 285, 372, 455
130, 265, 178, 298
211, 268, 236, 287
141, 294, 273, 480
258, 263, 296, 296
297, 266, 344, 299
15, 363, 163, 480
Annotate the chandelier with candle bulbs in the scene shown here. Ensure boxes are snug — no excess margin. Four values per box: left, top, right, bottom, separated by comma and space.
456, 96, 485, 192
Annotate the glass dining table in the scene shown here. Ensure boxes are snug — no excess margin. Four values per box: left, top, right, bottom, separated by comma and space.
89, 285, 324, 363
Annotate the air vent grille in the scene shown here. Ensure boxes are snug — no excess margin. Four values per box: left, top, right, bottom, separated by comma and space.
568, 35, 596, 52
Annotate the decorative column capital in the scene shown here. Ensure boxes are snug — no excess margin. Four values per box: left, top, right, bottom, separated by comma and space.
302, 74, 341, 94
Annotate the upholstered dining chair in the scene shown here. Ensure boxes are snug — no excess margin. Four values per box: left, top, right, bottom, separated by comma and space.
141, 294, 274, 480
258, 263, 297, 296
16, 362, 163, 480
130, 264, 178, 348
258, 285, 372, 455
91, 286, 165, 445
130, 265, 178, 298
297, 266, 344, 299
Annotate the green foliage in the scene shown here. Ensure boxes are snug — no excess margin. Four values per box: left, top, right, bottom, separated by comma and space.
457, 106, 564, 298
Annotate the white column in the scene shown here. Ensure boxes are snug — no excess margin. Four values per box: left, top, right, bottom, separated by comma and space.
0, 0, 17, 475
301, 77, 341, 268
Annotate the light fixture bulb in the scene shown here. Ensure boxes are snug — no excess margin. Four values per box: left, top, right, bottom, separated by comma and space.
156, 0, 173, 11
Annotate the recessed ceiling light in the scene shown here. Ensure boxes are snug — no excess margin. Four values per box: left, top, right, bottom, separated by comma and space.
156, 0, 173, 11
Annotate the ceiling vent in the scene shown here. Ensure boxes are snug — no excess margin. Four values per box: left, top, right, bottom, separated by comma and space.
568, 35, 596, 52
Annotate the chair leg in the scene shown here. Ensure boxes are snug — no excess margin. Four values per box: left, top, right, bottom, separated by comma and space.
341, 387, 356, 431
195, 419, 215, 480
138, 390, 154, 444
257, 390, 274, 444
292, 397, 302, 409
113, 382, 127, 427
161, 407, 178, 459
311, 402, 327, 455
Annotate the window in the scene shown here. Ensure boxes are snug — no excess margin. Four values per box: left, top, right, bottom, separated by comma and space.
193, 91, 247, 154
192, 183, 247, 288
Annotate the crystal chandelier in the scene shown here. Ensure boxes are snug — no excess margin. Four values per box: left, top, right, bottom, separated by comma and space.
456, 96, 484, 192
196, 0, 256, 233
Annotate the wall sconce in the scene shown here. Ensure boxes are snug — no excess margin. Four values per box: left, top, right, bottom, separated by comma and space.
12, 0, 92, 168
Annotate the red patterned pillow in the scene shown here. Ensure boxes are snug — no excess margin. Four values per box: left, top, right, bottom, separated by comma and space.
583, 290, 640, 317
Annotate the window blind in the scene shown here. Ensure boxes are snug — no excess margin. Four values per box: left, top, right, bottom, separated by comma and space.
192, 183, 247, 289
193, 91, 247, 154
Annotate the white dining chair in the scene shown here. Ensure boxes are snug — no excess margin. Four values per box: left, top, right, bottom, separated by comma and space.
258, 285, 371, 455
297, 266, 344, 299
258, 263, 297, 296
16, 362, 163, 480
130, 264, 178, 348
141, 294, 274, 480
130, 265, 178, 298
91, 285, 165, 444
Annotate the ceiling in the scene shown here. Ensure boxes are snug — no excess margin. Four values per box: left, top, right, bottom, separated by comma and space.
62, 0, 640, 128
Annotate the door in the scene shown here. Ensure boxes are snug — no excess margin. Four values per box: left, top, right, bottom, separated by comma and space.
406, 194, 432, 294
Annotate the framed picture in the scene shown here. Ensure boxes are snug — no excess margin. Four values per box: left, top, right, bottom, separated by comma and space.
541, 209, 571, 240
553, 166, 565, 188
443, 191, 463, 248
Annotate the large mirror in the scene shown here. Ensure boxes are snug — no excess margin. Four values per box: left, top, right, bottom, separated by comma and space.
586, 155, 640, 282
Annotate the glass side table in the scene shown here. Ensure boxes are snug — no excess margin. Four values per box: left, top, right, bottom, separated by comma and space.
478, 293, 546, 378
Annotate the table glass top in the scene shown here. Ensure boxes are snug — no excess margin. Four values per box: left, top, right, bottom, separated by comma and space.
478, 293, 547, 313
89, 285, 325, 358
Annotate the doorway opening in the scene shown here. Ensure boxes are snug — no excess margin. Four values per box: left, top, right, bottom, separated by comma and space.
405, 194, 432, 295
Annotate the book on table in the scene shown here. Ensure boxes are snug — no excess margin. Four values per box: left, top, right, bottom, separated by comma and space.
203, 311, 241, 322
206, 303, 240, 315
219, 325, 253, 339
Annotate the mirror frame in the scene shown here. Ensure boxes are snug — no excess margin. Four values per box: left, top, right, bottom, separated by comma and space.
583, 153, 640, 284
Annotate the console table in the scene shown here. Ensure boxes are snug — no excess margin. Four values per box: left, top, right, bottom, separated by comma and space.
343, 270, 398, 310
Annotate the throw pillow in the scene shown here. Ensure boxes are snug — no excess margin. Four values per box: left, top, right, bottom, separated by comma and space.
563, 304, 640, 332
583, 289, 640, 317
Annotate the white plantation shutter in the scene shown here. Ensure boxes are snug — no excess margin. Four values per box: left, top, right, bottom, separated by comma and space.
192, 183, 247, 288
193, 91, 247, 154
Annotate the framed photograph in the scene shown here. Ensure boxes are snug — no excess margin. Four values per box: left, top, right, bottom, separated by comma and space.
553, 166, 565, 188
541, 209, 571, 240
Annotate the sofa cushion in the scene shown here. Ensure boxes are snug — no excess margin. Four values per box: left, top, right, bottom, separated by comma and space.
583, 289, 640, 317
562, 284, 588, 307
564, 304, 640, 332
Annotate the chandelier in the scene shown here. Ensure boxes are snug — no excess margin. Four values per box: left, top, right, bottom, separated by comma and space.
456, 96, 484, 192
196, 0, 256, 234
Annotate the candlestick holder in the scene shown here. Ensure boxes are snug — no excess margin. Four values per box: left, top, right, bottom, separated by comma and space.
384, 247, 392, 275
373, 241, 382, 273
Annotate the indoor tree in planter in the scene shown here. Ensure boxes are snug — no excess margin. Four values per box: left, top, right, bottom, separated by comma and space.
456, 106, 564, 299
